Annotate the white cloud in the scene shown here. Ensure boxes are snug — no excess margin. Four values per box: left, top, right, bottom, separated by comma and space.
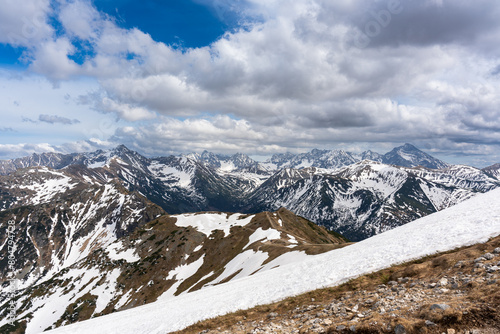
98, 97, 157, 121
0, 0, 53, 47
58, 0, 102, 40
0, 139, 116, 159
0, 142, 58, 158
112, 115, 281, 156
29, 38, 81, 80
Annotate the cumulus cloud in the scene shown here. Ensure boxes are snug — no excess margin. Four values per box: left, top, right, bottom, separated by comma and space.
58, 0, 103, 40
97, 97, 157, 122
0, 0, 53, 47
111, 115, 284, 157
0, 143, 59, 159
78, 91, 158, 121
28, 37, 82, 80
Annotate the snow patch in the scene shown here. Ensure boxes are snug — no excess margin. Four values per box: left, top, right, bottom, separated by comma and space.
107, 241, 140, 263
174, 213, 254, 237
159, 256, 206, 300
244, 227, 282, 249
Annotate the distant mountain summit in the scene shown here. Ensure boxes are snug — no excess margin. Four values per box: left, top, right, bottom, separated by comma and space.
265, 149, 359, 170
482, 163, 500, 179
185, 151, 262, 172
0, 152, 70, 174
0, 144, 149, 175
355, 150, 384, 162
382, 143, 449, 169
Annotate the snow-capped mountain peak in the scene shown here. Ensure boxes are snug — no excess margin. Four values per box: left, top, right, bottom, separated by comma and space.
482, 163, 500, 179
382, 143, 449, 169
184, 151, 258, 172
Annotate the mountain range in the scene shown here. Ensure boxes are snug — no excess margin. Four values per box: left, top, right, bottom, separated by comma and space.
0, 143, 448, 176
184, 143, 449, 171
1, 143, 499, 332
1, 144, 499, 242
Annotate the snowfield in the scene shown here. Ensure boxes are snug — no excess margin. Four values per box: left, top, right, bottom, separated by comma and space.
45, 188, 500, 334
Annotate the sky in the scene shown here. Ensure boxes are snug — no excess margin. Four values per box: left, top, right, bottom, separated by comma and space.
0, 0, 500, 167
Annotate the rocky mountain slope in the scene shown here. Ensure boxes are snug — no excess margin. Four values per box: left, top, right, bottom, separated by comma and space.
483, 163, 500, 180
0, 207, 347, 333
0, 164, 165, 290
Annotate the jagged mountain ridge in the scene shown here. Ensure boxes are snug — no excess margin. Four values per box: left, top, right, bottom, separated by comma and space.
184, 151, 263, 172
264, 149, 360, 170
260, 143, 448, 171
0, 206, 347, 333
0, 143, 449, 177
0, 145, 498, 242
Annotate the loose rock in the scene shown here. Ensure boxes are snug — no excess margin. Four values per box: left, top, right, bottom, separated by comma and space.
394, 324, 406, 334
430, 303, 450, 311
483, 253, 495, 260
425, 320, 436, 327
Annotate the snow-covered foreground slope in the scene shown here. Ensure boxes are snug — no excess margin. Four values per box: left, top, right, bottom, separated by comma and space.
46, 188, 500, 334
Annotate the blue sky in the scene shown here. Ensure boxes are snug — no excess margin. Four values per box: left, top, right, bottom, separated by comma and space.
1, 0, 500, 167
92, 0, 229, 48
0, 43, 24, 65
